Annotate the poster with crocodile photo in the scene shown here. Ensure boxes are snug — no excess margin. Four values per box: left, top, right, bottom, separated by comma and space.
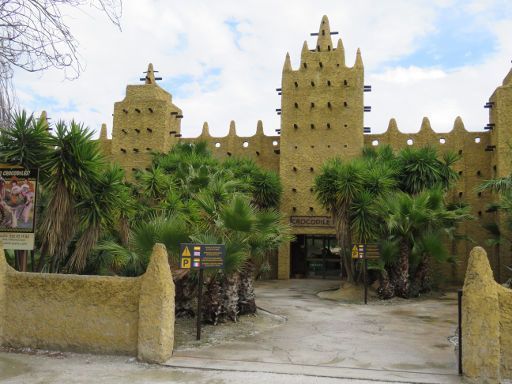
0, 167, 39, 250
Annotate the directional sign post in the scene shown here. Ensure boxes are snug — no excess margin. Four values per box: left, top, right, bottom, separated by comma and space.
352, 243, 380, 304
180, 243, 225, 340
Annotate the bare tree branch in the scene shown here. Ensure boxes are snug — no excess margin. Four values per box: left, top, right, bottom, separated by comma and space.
0, 0, 122, 126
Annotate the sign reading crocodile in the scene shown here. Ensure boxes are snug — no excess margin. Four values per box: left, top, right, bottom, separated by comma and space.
290, 216, 333, 227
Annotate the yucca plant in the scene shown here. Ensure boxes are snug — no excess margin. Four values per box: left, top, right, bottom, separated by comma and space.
38, 120, 103, 272
396, 146, 459, 195
0, 110, 51, 174
66, 165, 130, 273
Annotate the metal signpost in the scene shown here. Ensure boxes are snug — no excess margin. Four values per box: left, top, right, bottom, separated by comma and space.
179, 243, 225, 340
351, 243, 380, 304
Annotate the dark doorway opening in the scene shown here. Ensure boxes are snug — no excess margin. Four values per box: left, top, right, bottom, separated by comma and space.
291, 235, 340, 278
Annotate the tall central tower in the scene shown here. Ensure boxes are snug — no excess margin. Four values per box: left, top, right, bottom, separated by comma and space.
277, 16, 365, 278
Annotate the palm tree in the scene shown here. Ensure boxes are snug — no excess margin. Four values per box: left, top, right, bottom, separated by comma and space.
378, 188, 471, 298
134, 166, 173, 206
315, 154, 397, 282
396, 146, 459, 194
38, 120, 103, 272
315, 158, 365, 282
223, 157, 282, 209
477, 176, 512, 282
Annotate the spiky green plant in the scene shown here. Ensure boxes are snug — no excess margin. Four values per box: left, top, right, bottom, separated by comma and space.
0, 110, 51, 173
38, 120, 103, 272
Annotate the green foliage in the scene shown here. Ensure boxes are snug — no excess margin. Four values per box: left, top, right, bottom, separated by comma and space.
93, 140, 289, 278
315, 143, 469, 295
0, 110, 51, 174
479, 172, 512, 247
397, 146, 459, 194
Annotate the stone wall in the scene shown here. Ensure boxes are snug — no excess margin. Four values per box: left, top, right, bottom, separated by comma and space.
0, 243, 175, 363
367, 117, 493, 281
181, 120, 280, 172
462, 246, 512, 383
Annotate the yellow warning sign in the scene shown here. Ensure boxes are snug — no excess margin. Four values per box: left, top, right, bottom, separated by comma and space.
181, 257, 191, 269
182, 246, 191, 257
351, 245, 359, 259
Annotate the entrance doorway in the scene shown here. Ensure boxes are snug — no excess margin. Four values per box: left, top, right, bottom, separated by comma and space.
290, 235, 340, 278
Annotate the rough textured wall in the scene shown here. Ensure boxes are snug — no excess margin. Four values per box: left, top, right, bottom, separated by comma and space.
277, 15, 364, 278
2, 261, 141, 354
138, 244, 175, 363
462, 246, 512, 383
0, 244, 175, 362
489, 70, 512, 282
181, 120, 280, 172
498, 284, 512, 378
366, 117, 493, 281
106, 64, 182, 179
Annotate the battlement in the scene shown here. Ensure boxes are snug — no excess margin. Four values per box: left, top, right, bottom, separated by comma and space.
181, 120, 280, 171
365, 116, 489, 149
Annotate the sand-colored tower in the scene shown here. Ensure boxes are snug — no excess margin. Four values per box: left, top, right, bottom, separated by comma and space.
277, 16, 365, 278
488, 67, 512, 281
110, 63, 183, 176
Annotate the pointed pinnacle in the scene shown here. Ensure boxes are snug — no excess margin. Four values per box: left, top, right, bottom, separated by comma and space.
256, 120, 263, 134
202, 121, 210, 136
420, 117, 432, 131
316, 15, 333, 51
301, 40, 309, 54
503, 67, 512, 86
283, 52, 292, 71
229, 120, 236, 136
453, 116, 465, 131
388, 118, 398, 131
145, 63, 156, 85
336, 38, 345, 66
100, 123, 107, 139
336, 38, 344, 51
354, 48, 363, 68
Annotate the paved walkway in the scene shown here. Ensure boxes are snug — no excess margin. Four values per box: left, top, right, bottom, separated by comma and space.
169, 279, 462, 383
0, 279, 463, 383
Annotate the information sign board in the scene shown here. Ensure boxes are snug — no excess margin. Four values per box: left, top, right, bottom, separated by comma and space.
0, 167, 39, 250
179, 243, 225, 269
350, 243, 381, 305
179, 242, 226, 342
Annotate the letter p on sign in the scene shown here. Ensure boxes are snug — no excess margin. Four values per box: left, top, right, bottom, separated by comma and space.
181, 257, 191, 269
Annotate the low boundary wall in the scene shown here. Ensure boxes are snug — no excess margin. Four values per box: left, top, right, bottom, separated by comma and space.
0, 243, 175, 363
462, 246, 512, 383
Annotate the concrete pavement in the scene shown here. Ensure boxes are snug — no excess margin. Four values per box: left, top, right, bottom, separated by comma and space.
169, 279, 462, 383
0, 279, 463, 383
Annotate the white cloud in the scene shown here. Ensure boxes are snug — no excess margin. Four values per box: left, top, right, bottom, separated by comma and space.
11, 0, 512, 139
374, 67, 447, 84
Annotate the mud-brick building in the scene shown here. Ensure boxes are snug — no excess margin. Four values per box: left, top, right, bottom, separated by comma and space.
98, 16, 512, 282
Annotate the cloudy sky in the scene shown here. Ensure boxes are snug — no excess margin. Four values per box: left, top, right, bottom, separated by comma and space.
13, 0, 512, 138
